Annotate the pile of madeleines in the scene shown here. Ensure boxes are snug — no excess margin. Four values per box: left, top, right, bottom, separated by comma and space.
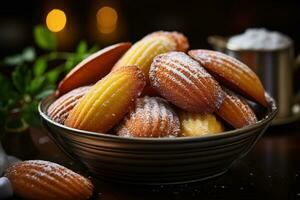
1, 31, 270, 200
47, 31, 268, 138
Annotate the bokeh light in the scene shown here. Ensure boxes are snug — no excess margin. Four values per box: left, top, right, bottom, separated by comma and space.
46, 9, 67, 32
96, 6, 118, 34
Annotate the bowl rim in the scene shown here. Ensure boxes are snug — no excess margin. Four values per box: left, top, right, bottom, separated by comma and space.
38, 92, 277, 143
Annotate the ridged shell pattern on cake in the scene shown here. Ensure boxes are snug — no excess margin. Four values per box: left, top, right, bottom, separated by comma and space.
65, 66, 146, 133
47, 86, 91, 124
189, 49, 267, 106
117, 96, 180, 138
149, 51, 225, 113
217, 88, 257, 128
5, 160, 93, 200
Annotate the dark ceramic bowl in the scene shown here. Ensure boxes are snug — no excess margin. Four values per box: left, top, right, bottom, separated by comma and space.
39, 93, 277, 185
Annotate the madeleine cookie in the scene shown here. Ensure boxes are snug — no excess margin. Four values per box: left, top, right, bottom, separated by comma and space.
58, 42, 131, 96
112, 31, 189, 82
65, 66, 146, 133
112, 33, 177, 81
217, 89, 257, 128
179, 111, 224, 137
5, 160, 93, 200
145, 31, 189, 52
149, 51, 224, 113
117, 96, 180, 138
47, 86, 91, 124
189, 50, 267, 106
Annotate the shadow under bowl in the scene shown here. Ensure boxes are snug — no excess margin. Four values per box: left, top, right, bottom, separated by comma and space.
39, 93, 277, 185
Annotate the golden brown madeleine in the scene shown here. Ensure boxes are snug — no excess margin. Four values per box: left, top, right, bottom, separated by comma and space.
188, 49, 267, 107
5, 160, 93, 200
47, 86, 91, 124
179, 110, 224, 137
65, 66, 146, 133
117, 96, 180, 138
149, 51, 225, 113
58, 42, 131, 96
145, 31, 189, 52
111, 32, 178, 81
217, 89, 257, 129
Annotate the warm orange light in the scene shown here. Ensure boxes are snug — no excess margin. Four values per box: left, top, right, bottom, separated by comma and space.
46, 9, 67, 32
96, 6, 118, 34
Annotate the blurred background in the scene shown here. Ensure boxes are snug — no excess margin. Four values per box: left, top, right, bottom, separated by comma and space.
0, 0, 299, 136
0, 2, 300, 199
1, 0, 300, 56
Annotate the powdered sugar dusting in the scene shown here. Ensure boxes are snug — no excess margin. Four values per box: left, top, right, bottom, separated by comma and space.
116, 96, 180, 138
149, 51, 224, 113
214, 88, 225, 110
189, 49, 253, 74
230, 94, 257, 124
5, 160, 93, 199
166, 51, 211, 77
228, 28, 291, 50
163, 63, 194, 84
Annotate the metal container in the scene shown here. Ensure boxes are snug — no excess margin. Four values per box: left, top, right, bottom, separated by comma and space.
208, 36, 299, 125
39, 93, 277, 185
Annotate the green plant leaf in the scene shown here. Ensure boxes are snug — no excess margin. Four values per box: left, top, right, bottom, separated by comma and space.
45, 68, 61, 84
0, 74, 17, 101
76, 41, 88, 54
0, 74, 18, 136
62, 45, 99, 72
35, 88, 55, 100
64, 55, 78, 71
87, 45, 99, 54
21, 101, 39, 126
22, 47, 36, 62
34, 25, 56, 50
0, 30, 102, 138
29, 76, 45, 94
3, 54, 24, 66
12, 65, 31, 93
3, 47, 36, 66
33, 58, 47, 76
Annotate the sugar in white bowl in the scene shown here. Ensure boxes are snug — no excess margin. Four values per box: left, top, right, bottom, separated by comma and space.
228, 28, 292, 50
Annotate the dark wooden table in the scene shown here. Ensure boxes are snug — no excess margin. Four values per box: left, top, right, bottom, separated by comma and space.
4, 121, 300, 200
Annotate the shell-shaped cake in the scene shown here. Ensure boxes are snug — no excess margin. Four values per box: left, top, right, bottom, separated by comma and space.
179, 111, 224, 137
149, 51, 225, 113
217, 89, 257, 128
117, 96, 180, 138
112, 31, 189, 83
4, 160, 93, 200
188, 49, 267, 107
65, 66, 146, 133
145, 31, 189, 52
57, 42, 131, 96
47, 86, 91, 124
112, 32, 178, 81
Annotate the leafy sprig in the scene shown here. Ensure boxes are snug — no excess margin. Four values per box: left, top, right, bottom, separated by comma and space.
0, 25, 98, 137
